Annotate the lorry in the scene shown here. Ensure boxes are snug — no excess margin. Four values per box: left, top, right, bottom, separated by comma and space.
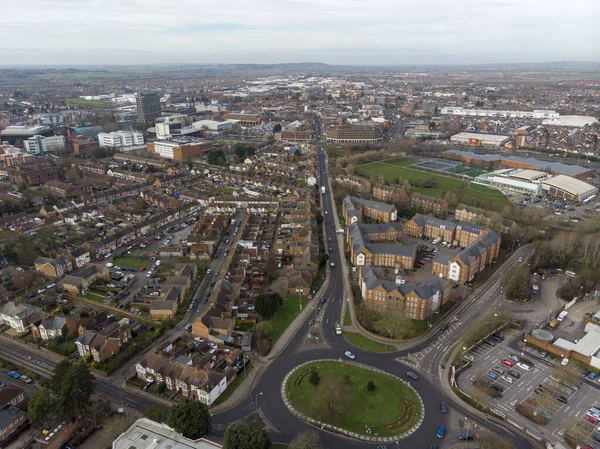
334, 323, 342, 335
321, 186, 326, 194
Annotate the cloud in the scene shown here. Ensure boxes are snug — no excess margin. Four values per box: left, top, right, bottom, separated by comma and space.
0, 0, 598, 64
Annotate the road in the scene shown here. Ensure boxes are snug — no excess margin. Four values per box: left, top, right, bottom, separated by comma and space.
210, 150, 533, 448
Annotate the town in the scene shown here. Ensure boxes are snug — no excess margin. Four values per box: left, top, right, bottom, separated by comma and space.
0, 57, 598, 449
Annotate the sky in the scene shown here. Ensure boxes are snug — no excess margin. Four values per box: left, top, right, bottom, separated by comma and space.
1, 0, 599, 66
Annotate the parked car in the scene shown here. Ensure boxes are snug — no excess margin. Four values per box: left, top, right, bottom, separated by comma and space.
7, 371, 20, 379
491, 384, 504, 393
501, 359, 514, 367
516, 362, 530, 371
507, 370, 521, 379
492, 367, 506, 375
589, 372, 599, 380
556, 395, 568, 404
540, 351, 548, 358
458, 433, 474, 441
507, 354, 520, 363
486, 371, 498, 380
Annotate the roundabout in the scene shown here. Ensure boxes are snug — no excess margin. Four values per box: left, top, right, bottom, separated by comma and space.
282, 360, 424, 441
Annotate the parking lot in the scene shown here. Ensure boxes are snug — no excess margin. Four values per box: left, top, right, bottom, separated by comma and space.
458, 325, 600, 446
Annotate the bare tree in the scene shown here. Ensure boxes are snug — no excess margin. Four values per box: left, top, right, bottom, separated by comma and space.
310, 376, 350, 422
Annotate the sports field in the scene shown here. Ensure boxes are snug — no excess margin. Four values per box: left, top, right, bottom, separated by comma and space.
356, 160, 511, 209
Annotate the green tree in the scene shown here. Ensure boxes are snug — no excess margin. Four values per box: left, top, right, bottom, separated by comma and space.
168, 400, 211, 439
207, 149, 226, 165
257, 338, 271, 356
255, 293, 283, 319
27, 389, 53, 428
272, 124, 282, 133
223, 422, 272, 449
367, 380, 376, 392
53, 361, 96, 421
309, 370, 320, 386
255, 321, 271, 340
289, 431, 322, 449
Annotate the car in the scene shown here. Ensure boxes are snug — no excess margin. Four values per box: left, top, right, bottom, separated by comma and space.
484, 338, 495, 346
486, 371, 498, 380
206, 268, 212, 274
490, 335, 503, 343
501, 375, 514, 384
344, 351, 356, 360
140, 267, 146, 272
436, 425, 445, 438
46, 283, 56, 289
7, 371, 20, 379
590, 372, 599, 380
491, 384, 504, 393
556, 395, 568, 404
516, 362, 530, 371
492, 367, 506, 375
406, 372, 419, 380
539, 351, 548, 358
440, 324, 449, 331
507, 354, 520, 363
308, 320, 314, 325
518, 257, 524, 262
20, 375, 32, 384
321, 297, 327, 303
430, 444, 437, 449
329, 247, 332, 252
593, 434, 600, 443
458, 433, 474, 441
439, 402, 448, 413
501, 359, 514, 367
465, 355, 475, 362
507, 370, 521, 379
37, 288, 45, 294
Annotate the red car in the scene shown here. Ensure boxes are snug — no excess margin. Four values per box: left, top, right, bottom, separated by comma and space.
97, 256, 105, 262
140, 267, 146, 272
501, 359, 514, 367
585, 414, 599, 425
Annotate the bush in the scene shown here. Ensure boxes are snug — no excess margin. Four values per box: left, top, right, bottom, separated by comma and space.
309, 371, 320, 386
257, 338, 271, 356
157, 382, 166, 394
367, 380, 376, 392
515, 403, 549, 425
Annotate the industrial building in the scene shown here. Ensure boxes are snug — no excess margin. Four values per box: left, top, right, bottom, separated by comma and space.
440, 107, 559, 119
474, 169, 598, 202
0, 125, 53, 145
192, 119, 241, 136
450, 132, 510, 147
136, 91, 161, 122
441, 150, 594, 179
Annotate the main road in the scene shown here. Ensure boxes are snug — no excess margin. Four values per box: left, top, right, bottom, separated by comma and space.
211, 150, 534, 448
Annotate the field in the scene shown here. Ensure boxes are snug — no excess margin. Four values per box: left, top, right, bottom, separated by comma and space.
64, 97, 111, 107
344, 332, 395, 353
356, 160, 511, 209
269, 295, 308, 343
286, 361, 421, 437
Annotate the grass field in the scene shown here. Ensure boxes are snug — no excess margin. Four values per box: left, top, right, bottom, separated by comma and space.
112, 256, 150, 270
85, 291, 105, 302
286, 361, 421, 437
64, 97, 111, 107
344, 332, 396, 353
269, 295, 308, 343
356, 160, 511, 209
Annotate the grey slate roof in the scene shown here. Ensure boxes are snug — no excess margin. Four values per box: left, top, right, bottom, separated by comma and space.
456, 221, 482, 234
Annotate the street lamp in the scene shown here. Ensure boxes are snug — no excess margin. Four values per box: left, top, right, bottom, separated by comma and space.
255, 392, 263, 413
296, 287, 303, 312
465, 417, 470, 439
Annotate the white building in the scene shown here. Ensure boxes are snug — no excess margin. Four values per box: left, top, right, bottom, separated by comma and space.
450, 132, 510, 147
441, 107, 559, 119
97, 130, 144, 149
192, 119, 240, 136
113, 419, 222, 449
23, 135, 66, 154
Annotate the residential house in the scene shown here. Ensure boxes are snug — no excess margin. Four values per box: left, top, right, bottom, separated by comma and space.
192, 305, 235, 343
0, 384, 26, 410
342, 196, 397, 224
36, 313, 79, 341
34, 255, 73, 278
0, 302, 42, 332
75, 318, 132, 362
0, 405, 26, 442
149, 300, 178, 320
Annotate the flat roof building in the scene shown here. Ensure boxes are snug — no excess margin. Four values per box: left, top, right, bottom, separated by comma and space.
147, 138, 214, 161
450, 132, 510, 147
326, 125, 382, 143
541, 175, 598, 202
440, 107, 559, 119
0, 125, 53, 145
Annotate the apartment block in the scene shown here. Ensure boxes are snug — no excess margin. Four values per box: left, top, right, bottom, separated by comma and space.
348, 222, 414, 270
342, 195, 397, 224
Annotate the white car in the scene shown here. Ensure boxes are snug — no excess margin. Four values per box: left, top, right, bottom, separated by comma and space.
344, 351, 356, 360
207, 268, 212, 274
37, 288, 45, 294
516, 362, 530, 371
46, 283, 56, 289
501, 375, 515, 384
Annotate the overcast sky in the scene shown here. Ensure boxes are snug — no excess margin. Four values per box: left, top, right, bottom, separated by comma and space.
1, 0, 599, 65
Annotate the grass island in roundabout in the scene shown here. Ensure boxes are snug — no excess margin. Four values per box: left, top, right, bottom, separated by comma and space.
283, 360, 423, 439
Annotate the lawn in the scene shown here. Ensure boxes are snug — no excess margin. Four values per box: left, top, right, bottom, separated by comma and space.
112, 256, 149, 270
343, 304, 352, 326
47, 338, 77, 356
356, 160, 511, 210
386, 158, 418, 167
269, 295, 308, 343
212, 363, 254, 407
64, 97, 111, 107
85, 291, 105, 302
344, 332, 396, 353
286, 361, 421, 437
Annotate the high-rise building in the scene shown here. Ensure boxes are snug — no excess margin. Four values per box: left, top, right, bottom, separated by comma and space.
136, 92, 161, 122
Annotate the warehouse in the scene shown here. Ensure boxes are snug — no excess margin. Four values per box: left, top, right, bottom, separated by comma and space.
450, 132, 510, 147
474, 170, 542, 196
541, 175, 598, 202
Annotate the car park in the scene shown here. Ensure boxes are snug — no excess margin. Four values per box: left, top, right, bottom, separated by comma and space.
486, 371, 498, 380
507, 354, 520, 363
492, 366, 506, 375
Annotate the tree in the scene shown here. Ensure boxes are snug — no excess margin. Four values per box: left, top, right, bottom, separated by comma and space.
168, 400, 211, 439
257, 338, 271, 356
223, 422, 272, 449
27, 389, 53, 427
367, 380, 376, 392
255, 321, 271, 340
272, 124, 282, 133
207, 149, 226, 166
52, 361, 96, 421
255, 293, 283, 319
501, 265, 531, 301
309, 376, 350, 422
289, 431, 322, 449
309, 370, 320, 386
144, 405, 169, 423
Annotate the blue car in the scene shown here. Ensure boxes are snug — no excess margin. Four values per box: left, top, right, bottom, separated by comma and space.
436, 425, 445, 438
486, 371, 498, 380
589, 372, 598, 380
7, 371, 20, 379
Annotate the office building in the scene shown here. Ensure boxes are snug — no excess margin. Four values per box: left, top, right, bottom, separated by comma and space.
147, 138, 214, 161
326, 125, 382, 143
113, 419, 222, 449
97, 130, 144, 149
136, 91, 161, 122
23, 135, 66, 154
